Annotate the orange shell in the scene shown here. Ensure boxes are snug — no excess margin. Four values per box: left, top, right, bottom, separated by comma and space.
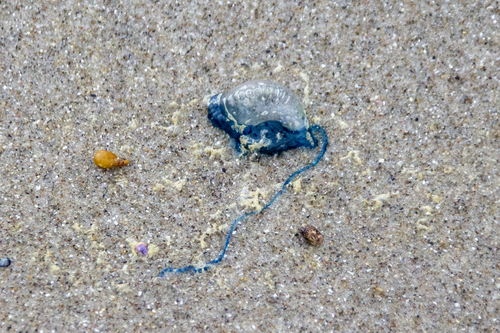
94, 150, 129, 169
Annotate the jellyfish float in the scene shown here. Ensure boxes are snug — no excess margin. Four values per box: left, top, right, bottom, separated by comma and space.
159, 80, 328, 276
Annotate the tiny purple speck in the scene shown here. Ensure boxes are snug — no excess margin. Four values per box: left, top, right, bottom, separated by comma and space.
135, 243, 148, 256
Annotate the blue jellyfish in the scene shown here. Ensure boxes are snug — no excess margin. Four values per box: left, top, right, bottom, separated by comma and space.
159, 80, 328, 276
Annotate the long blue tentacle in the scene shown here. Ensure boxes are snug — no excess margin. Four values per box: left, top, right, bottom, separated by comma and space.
158, 125, 328, 276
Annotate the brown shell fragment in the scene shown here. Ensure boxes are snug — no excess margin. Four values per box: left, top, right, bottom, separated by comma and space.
94, 150, 129, 169
300, 225, 323, 246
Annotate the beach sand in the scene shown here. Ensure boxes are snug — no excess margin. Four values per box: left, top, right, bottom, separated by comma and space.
1, 1, 499, 331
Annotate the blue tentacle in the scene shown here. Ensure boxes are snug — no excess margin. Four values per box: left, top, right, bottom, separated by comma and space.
158, 125, 328, 276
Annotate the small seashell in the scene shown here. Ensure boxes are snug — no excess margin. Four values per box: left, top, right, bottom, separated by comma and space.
300, 225, 323, 246
93, 150, 129, 169
0, 257, 11, 267
135, 242, 148, 256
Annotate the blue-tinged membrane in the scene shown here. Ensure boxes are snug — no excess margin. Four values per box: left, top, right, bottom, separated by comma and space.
207, 92, 318, 155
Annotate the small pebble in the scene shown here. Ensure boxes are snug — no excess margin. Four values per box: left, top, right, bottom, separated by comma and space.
300, 225, 323, 246
0, 257, 11, 267
93, 150, 129, 169
135, 243, 148, 256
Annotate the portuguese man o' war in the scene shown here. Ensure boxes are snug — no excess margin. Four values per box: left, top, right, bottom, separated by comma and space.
159, 80, 328, 276
208, 80, 317, 155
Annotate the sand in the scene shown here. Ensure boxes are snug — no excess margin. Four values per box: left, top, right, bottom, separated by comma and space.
1, 0, 499, 331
